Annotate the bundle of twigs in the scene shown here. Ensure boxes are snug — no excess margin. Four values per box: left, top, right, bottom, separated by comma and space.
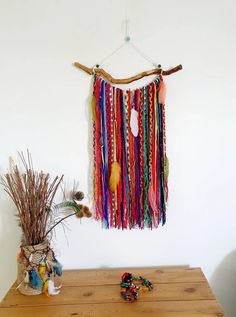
0, 152, 63, 246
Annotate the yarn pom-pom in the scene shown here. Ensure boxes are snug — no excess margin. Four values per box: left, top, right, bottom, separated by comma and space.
109, 162, 121, 192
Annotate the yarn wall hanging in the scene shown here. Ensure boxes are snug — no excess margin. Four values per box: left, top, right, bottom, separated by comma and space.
74, 20, 182, 229
91, 74, 168, 229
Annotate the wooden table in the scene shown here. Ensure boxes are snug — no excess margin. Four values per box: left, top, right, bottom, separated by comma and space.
0, 267, 226, 317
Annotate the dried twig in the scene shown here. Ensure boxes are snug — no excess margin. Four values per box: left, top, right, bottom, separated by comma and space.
0, 152, 64, 245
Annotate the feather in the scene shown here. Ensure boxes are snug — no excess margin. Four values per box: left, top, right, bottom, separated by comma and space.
29, 270, 43, 290
48, 280, 60, 295
158, 80, 166, 104
109, 162, 121, 192
148, 183, 158, 215
130, 108, 139, 137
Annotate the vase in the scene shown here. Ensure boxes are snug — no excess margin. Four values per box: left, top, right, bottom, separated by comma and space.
17, 240, 62, 296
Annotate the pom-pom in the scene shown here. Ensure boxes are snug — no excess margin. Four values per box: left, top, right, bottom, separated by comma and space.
73, 191, 84, 201
82, 206, 92, 217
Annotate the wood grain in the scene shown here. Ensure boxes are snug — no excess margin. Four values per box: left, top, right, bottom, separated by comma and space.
2, 282, 215, 307
0, 267, 226, 317
60, 267, 207, 286
10, 267, 206, 288
0, 300, 225, 317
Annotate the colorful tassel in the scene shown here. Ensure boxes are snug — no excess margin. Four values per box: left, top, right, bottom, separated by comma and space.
38, 262, 46, 280
29, 270, 43, 290
53, 259, 62, 277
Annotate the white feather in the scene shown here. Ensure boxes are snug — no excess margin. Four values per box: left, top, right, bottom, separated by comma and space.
48, 280, 60, 295
130, 108, 139, 137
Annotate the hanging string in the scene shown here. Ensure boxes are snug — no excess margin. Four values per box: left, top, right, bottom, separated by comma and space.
95, 0, 160, 69
129, 42, 159, 68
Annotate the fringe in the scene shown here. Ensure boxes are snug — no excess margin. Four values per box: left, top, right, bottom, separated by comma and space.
92, 75, 168, 229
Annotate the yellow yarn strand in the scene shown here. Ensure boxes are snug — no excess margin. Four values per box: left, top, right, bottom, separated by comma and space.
109, 162, 121, 192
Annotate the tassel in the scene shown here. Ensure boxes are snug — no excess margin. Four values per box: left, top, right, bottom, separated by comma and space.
130, 108, 139, 137
38, 262, 46, 280
48, 280, 60, 295
53, 260, 62, 277
29, 270, 43, 290
46, 259, 62, 277
42, 279, 49, 294
24, 271, 29, 284
158, 79, 166, 104
109, 161, 121, 192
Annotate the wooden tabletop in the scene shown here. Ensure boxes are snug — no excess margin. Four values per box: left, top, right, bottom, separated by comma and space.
0, 267, 226, 317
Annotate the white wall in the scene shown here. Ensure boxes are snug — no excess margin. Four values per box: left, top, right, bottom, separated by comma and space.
0, 0, 236, 315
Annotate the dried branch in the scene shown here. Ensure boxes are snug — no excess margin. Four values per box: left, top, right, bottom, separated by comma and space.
0, 152, 64, 245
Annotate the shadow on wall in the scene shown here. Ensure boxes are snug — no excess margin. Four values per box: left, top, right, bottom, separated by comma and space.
0, 188, 20, 301
210, 251, 236, 317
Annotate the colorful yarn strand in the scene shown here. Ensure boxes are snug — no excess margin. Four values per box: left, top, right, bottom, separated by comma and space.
92, 74, 168, 229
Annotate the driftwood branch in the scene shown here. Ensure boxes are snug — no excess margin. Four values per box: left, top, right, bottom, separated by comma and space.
73, 62, 182, 84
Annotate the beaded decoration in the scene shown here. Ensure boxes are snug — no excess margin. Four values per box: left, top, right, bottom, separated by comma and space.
92, 74, 168, 229
120, 272, 153, 302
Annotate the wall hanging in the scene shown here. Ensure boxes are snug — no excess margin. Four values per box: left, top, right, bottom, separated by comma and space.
74, 22, 182, 229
